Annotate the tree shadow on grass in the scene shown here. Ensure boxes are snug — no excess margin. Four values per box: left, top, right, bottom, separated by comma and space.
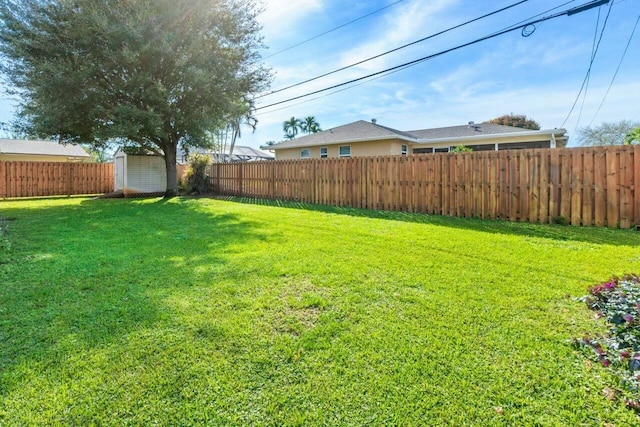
212, 196, 640, 247
0, 197, 269, 400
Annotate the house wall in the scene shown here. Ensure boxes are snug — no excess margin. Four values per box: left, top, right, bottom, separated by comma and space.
0, 153, 90, 162
275, 139, 408, 160
274, 133, 564, 160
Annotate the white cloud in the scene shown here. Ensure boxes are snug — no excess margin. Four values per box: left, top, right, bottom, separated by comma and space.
258, 0, 324, 41
337, 0, 460, 72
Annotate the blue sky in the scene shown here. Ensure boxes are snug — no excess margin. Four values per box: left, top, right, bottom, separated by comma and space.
1, 0, 639, 148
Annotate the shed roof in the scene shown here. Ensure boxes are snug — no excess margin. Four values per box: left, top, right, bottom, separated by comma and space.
0, 138, 90, 158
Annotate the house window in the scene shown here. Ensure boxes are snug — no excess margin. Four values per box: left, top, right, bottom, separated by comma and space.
401, 144, 408, 155
300, 148, 311, 158
413, 147, 433, 154
339, 146, 351, 158
434, 147, 450, 153
320, 147, 328, 158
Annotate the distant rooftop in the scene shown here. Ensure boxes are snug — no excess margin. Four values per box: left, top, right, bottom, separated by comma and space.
176, 145, 274, 163
0, 138, 90, 157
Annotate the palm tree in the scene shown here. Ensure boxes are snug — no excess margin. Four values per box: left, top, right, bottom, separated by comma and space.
213, 99, 257, 162
283, 117, 302, 139
301, 116, 321, 134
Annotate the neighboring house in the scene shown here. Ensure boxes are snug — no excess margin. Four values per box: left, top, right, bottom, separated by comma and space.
177, 145, 274, 164
0, 138, 91, 162
272, 120, 568, 160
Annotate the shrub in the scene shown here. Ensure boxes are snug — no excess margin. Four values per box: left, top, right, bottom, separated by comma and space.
576, 275, 640, 410
552, 215, 569, 226
183, 153, 211, 194
451, 145, 472, 153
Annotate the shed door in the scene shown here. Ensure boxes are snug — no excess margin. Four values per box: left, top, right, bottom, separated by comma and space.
115, 157, 124, 191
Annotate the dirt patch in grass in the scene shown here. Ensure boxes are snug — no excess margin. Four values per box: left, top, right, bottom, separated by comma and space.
267, 277, 329, 337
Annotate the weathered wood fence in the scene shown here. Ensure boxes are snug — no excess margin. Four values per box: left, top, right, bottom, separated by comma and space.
0, 161, 114, 198
209, 145, 640, 228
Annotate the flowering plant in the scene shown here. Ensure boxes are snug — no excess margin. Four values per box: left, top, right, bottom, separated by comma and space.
576, 275, 640, 409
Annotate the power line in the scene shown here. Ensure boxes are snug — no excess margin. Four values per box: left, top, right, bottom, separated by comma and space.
487, 0, 577, 36
256, 0, 611, 112
256, 0, 529, 100
255, 1, 583, 117
560, 0, 614, 128
574, 5, 602, 133
587, 13, 640, 126
255, 62, 417, 116
262, 0, 407, 60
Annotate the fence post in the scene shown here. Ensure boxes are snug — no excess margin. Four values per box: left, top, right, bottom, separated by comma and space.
312, 159, 317, 204
634, 145, 640, 227
66, 162, 72, 197
0, 161, 5, 199
270, 161, 275, 199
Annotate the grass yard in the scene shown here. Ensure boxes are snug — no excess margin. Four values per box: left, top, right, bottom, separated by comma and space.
1, 196, 640, 425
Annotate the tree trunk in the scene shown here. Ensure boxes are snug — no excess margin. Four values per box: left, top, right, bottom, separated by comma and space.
164, 142, 178, 198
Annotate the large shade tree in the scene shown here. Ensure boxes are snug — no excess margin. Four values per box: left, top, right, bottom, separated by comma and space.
0, 0, 270, 196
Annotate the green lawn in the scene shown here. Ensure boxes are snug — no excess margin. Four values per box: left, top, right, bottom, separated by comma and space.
1, 196, 639, 425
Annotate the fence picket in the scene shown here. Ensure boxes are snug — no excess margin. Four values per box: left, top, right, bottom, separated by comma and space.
205, 146, 636, 228
0, 161, 113, 198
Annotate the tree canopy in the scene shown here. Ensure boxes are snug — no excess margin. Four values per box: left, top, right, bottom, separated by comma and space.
0, 0, 270, 196
486, 114, 541, 130
283, 117, 302, 140
283, 116, 321, 139
301, 116, 321, 134
577, 120, 640, 146
625, 127, 640, 145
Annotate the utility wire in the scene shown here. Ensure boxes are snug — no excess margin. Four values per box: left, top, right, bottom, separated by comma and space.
255, 1, 582, 117
560, 0, 614, 128
487, 0, 576, 36
574, 6, 602, 133
255, 0, 529, 100
262, 0, 407, 60
256, 0, 611, 112
587, 12, 640, 126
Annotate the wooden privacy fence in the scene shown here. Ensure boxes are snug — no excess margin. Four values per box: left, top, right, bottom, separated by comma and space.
209, 145, 640, 228
0, 161, 114, 198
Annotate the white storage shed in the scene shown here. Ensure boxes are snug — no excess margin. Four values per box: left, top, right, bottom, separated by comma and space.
114, 149, 166, 196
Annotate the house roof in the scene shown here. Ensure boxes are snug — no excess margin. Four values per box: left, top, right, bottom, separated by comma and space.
0, 138, 90, 158
176, 145, 274, 162
407, 123, 531, 139
230, 146, 274, 159
272, 120, 567, 149
273, 120, 418, 149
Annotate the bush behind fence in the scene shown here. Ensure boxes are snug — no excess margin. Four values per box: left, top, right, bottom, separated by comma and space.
209, 145, 640, 229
